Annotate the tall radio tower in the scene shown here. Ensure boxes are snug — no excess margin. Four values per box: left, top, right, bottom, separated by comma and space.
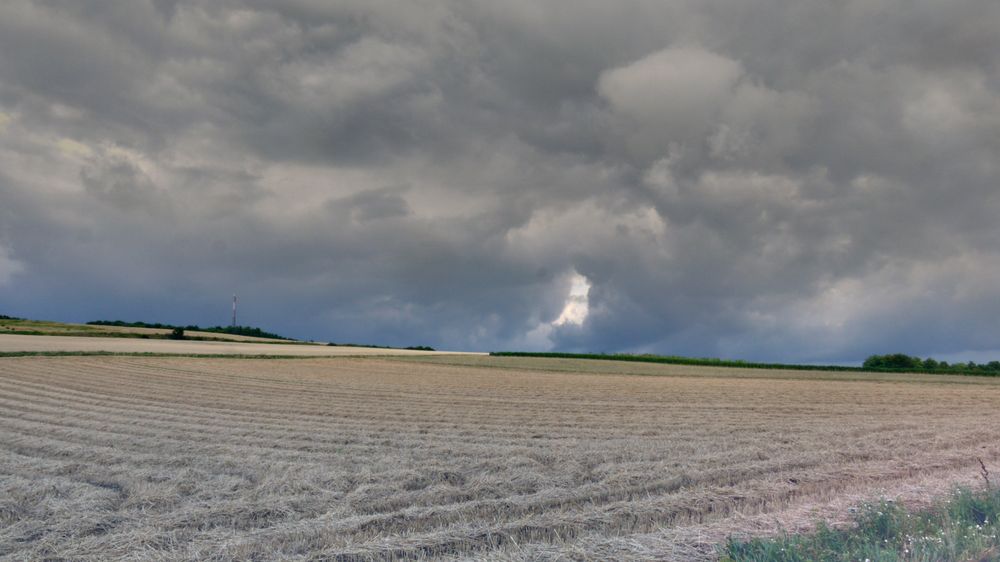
231, 293, 238, 327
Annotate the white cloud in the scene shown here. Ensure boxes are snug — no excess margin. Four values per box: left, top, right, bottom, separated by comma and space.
56, 137, 94, 158
553, 272, 591, 326
598, 47, 742, 149
599, 46, 815, 165
268, 37, 430, 111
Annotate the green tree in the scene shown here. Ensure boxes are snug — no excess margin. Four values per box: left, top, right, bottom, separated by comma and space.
863, 353, 922, 370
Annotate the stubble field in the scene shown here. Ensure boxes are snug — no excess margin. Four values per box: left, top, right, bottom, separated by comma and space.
2, 354, 999, 560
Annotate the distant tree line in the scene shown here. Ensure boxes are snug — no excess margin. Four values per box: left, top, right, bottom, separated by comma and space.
493, 352, 1000, 377
88, 320, 291, 341
0, 315, 22, 320
327, 342, 436, 351
863, 353, 1000, 373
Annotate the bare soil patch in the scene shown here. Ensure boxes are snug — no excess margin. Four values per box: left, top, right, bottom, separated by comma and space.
1, 355, 997, 560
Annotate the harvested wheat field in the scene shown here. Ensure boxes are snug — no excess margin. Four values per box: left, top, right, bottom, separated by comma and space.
3, 355, 1000, 560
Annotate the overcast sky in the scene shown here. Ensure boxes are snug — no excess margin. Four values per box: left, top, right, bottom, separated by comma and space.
1, 1, 998, 362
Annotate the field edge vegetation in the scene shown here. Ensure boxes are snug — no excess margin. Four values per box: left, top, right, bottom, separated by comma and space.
722, 484, 1000, 562
491, 352, 1000, 377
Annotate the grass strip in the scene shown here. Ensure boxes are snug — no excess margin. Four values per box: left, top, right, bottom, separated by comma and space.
722, 486, 1000, 561
490, 352, 1000, 377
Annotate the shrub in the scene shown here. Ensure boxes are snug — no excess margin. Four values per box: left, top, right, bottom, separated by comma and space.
863, 353, 923, 370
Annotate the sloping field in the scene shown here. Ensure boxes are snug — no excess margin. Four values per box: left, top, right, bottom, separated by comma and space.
2, 356, 999, 560
0, 334, 473, 356
72, 325, 295, 343
0, 318, 292, 343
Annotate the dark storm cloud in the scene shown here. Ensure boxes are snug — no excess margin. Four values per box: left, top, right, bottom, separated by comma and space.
1, 0, 998, 360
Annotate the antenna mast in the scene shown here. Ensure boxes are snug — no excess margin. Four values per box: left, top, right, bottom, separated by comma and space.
232, 294, 237, 327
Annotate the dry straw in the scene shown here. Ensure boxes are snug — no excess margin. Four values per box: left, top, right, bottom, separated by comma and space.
2, 355, 999, 560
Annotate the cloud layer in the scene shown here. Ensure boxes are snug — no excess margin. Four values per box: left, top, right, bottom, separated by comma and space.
1, 0, 999, 361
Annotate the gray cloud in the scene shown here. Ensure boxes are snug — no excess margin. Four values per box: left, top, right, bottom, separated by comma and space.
1, 0, 998, 361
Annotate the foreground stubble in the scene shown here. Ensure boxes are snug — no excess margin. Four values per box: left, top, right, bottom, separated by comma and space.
2, 356, 999, 560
